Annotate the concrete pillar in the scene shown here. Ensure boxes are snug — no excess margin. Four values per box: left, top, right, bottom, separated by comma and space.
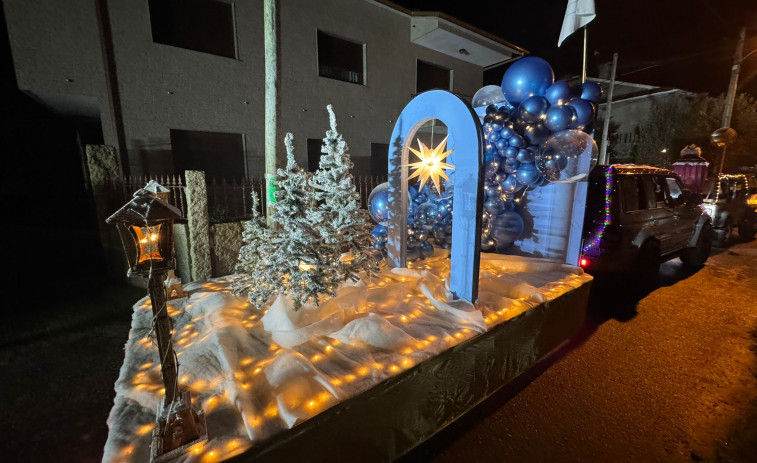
184, 170, 212, 281
86, 144, 128, 281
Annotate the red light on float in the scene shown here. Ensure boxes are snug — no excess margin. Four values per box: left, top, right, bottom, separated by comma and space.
579, 258, 588, 268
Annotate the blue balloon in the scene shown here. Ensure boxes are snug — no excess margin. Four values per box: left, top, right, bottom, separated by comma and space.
495, 139, 508, 151
515, 162, 541, 186
516, 148, 534, 163
568, 99, 595, 129
504, 146, 518, 158
581, 81, 602, 103
508, 134, 525, 148
491, 211, 524, 250
491, 122, 503, 132
544, 80, 571, 105
501, 57, 555, 104
487, 130, 501, 142
501, 125, 516, 139
501, 174, 522, 193
368, 183, 389, 224
484, 197, 506, 215
523, 123, 551, 146
518, 96, 550, 124
544, 105, 575, 132
406, 246, 421, 261
419, 241, 435, 259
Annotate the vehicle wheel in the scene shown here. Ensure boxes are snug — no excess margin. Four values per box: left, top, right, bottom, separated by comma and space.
681, 223, 713, 267
634, 239, 660, 289
739, 216, 755, 241
715, 219, 733, 247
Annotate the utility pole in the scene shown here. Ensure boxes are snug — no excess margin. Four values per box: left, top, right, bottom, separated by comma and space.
599, 53, 618, 165
264, 0, 284, 223
722, 27, 745, 128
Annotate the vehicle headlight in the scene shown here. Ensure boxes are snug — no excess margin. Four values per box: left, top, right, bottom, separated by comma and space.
701, 204, 715, 216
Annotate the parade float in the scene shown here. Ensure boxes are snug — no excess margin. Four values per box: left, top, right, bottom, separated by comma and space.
103, 56, 597, 463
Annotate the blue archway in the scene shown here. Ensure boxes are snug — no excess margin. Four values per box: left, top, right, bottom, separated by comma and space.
386, 90, 484, 302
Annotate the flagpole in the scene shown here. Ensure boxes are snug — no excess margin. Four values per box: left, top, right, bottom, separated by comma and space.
581, 27, 588, 83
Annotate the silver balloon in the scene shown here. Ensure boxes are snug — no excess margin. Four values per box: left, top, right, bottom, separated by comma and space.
535, 130, 598, 183
472, 85, 507, 109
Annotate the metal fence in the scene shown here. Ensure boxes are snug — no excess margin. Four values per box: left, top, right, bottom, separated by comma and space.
106, 173, 386, 223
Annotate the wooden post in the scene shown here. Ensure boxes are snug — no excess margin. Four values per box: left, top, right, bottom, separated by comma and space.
148, 272, 178, 404
264, 0, 285, 223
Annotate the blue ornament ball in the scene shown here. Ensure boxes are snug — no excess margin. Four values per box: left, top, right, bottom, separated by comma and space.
406, 245, 421, 261
523, 123, 551, 146
419, 241, 435, 259
504, 146, 518, 158
501, 174, 522, 193
568, 99, 595, 129
544, 104, 575, 132
518, 96, 550, 124
516, 148, 534, 163
508, 134, 525, 148
544, 80, 571, 105
501, 57, 555, 104
368, 182, 390, 224
580, 81, 602, 103
415, 202, 443, 226
491, 211, 525, 250
515, 162, 541, 186
484, 197, 506, 215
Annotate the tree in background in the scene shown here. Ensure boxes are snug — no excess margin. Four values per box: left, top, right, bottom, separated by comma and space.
631, 92, 757, 171
694, 93, 757, 172
309, 105, 377, 285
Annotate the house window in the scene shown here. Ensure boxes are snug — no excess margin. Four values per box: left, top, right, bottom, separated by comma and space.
148, 0, 237, 59
307, 139, 323, 172
170, 129, 245, 181
317, 30, 365, 85
416, 60, 451, 93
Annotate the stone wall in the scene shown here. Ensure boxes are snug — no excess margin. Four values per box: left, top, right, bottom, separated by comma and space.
210, 222, 244, 277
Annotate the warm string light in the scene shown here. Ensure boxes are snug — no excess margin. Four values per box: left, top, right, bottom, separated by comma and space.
582, 166, 613, 254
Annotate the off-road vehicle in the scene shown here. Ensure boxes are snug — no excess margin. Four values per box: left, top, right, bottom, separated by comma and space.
580, 165, 712, 280
700, 174, 756, 245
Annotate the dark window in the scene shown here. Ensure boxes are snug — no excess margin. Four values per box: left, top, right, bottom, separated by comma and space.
170, 129, 245, 181
370, 143, 389, 176
307, 138, 323, 172
149, 0, 237, 58
416, 60, 451, 93
317, 30, 364, 85
619, 175, 643, 212
665, 177, 683, 206
640, 176, 664, 209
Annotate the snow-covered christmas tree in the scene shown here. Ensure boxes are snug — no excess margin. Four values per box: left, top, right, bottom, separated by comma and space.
309, 105, 377, 284
232, 190, 276, 307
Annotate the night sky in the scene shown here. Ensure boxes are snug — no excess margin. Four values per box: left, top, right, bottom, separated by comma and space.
394, 0, 757, 98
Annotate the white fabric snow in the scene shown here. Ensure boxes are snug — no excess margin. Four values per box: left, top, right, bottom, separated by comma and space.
102, 253, 591, 463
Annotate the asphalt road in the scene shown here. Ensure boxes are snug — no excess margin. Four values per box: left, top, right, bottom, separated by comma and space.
402, 240, 757, 463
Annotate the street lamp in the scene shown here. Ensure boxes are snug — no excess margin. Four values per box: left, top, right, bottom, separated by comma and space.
106, 186, 207, 461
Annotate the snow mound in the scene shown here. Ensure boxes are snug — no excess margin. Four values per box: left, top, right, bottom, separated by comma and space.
102, 255, 591, 462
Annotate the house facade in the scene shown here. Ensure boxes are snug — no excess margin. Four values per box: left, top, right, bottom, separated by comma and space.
4, 0, 524, 179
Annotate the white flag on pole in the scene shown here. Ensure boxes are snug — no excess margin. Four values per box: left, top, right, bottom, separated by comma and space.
558, 0, 596, 47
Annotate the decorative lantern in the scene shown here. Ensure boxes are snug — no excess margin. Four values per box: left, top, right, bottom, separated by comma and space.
106, 185, 206, 461
106, 188, 184, 277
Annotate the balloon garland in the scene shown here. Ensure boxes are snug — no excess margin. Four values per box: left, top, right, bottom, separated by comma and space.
369, 57, 600, 260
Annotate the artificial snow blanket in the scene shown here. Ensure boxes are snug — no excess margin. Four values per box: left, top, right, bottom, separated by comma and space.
103, 252, 591, 462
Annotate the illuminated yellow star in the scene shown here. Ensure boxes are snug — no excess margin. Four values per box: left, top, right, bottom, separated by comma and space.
406, 136, 454, 193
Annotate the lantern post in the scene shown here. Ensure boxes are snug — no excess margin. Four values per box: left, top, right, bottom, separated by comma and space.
106, 185, 206, 461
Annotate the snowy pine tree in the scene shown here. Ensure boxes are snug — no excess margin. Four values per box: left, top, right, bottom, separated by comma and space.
309, 105, 377, 283
267, 133, 340, 309
232, 190, 276, 307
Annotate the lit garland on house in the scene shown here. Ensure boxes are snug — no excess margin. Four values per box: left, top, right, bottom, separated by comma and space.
581, 166, 613, 255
